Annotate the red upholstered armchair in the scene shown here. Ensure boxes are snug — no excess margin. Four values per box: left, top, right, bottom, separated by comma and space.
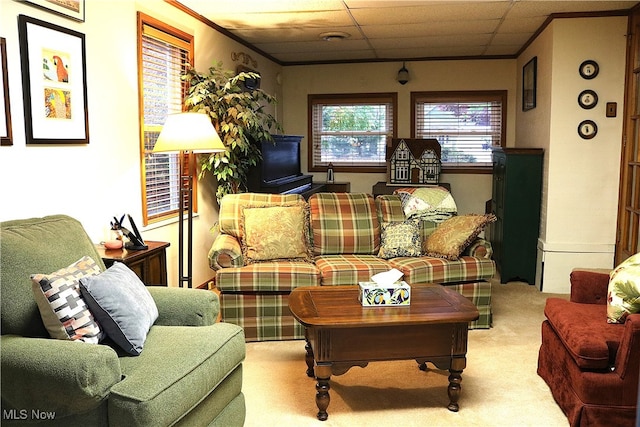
538, 269, 640, 427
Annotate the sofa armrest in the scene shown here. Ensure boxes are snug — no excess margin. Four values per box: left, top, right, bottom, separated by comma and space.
208, 234, 243, 270
615, 313, 640, 380
1, 335, 121, 415
148, 287, 219, 326
462, 238, 493, 259
569, 268, 611, 304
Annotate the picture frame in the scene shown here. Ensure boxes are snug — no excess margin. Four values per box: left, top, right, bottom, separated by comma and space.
236, 65, 261, 91
21, 0, 85, 22
18, 15, 89, 145
522, 56, 537, 111
1, 37, 12, 146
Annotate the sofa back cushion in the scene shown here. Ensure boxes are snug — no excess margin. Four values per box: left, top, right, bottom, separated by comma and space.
309, 193, 380, 255
218, 193, 305, 238
1, 215, 106, 338
376, 195, 438, 240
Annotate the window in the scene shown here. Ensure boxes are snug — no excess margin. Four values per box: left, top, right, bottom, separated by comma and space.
309, 93, 397, 172
412, 91, 506, 172
137, 13, 193, 225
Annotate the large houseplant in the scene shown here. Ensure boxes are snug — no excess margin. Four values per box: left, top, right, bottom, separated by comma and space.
182, 61, 282, 201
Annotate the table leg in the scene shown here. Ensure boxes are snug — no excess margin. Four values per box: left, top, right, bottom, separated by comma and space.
447, 369, 462, 412
305, 339, 315, 378
315, 364, 332, 421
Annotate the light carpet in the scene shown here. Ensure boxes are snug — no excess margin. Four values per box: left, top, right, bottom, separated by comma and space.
242, 281, 570, 426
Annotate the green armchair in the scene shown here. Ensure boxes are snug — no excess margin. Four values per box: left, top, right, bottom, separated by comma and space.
1, 215, 246, 426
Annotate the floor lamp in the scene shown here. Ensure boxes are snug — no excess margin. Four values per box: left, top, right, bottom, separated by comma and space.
152, 112, 225, 288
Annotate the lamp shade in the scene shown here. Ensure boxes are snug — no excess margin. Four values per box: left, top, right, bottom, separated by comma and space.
152, 112, 225, 153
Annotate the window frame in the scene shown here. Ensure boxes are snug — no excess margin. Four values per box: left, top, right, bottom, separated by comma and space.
308, 93, 398, 173
137, 12, 194, 225
411, 90, 507, 174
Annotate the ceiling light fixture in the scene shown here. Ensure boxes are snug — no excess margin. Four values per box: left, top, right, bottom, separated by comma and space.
397, 62, 409, 85
319, 31, 351, 42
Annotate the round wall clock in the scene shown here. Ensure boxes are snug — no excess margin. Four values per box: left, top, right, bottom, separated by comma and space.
579, 60, 599, 79
578, 120, 598, 139
578, 89, 598, 109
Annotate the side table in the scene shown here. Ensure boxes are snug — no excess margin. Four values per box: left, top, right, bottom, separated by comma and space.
95, 240, 170, 286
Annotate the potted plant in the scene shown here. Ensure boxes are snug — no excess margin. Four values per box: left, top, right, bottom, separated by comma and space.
182, 61, 282, 201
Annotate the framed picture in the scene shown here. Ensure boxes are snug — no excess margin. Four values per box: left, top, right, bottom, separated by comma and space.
18, 15, 89, 144
522, 56, 537, 111
1, 38, 12, 146
236, 65, 261, 91
21, 0, 85, 22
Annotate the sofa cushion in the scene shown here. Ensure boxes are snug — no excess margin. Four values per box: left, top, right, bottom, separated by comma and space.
309, 193, 380, 255
424, 214, 496, 260
31, 255, 104, 343
1, 215, 106, 338
240, 202, 312, 264
388, 255, 495, 285
378, 220, 422, 259
214, 261, 321, 293
545, 297, 624, 370
109, 322, 245, 426
315, 255, 393, 286
607, 252, 640, 323
218, 193, 304, 239
80, 263, 158, 356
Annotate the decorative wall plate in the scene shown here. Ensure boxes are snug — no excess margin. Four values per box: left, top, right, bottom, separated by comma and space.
578, 120, 597, 139
578, 89, 598, 109
579, 60, 599, 79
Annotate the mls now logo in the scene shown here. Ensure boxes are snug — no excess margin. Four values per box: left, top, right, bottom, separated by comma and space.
3, 409, 56, 420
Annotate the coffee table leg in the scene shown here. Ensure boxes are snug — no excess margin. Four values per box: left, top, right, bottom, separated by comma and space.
304, 339, 315, 378
315, 364, 332, 421
447, 369, 462, 412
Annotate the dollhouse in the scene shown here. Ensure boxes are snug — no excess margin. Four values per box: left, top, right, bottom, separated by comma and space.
386, 138, 442, 185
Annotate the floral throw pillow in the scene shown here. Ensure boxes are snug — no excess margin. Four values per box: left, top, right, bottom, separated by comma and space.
607, 253, 640, 323
378, 220, 422, 259
240, 202, 312, 264
424, 214, 496, 260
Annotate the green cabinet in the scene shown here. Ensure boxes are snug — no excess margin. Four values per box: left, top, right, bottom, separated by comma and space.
489, 147, 543, 284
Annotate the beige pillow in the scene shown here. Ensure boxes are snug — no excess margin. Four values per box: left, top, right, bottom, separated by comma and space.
378, 220, 422, 259
424, 214, 496, 260
607, 253, 640, 323
240, 202, 312, 263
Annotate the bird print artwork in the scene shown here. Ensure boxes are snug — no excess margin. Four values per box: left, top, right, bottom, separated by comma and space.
42, 49, 70, 83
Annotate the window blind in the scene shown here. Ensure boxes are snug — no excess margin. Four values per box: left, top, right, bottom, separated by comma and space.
139, 21, 192, 223
309, 94, 396, 170
413, 92, 505, 168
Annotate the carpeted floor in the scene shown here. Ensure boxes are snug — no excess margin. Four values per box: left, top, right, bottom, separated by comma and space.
242, 280, 570, 426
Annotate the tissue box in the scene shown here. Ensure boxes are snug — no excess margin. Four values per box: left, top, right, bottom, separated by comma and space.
358, 281, 411, 306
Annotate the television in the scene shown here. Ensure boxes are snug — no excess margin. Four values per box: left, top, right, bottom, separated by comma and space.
248, 135, 312, 193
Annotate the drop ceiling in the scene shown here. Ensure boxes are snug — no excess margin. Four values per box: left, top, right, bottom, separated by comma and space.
174, 0, 637, 64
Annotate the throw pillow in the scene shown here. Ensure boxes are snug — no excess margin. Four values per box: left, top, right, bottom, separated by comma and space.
31, 255, 104, 344
79, 262, 158, 356
607, 253, 640, 323
424, 214, 496, 260
240, 202, 312, 264
378, 220, 422, 259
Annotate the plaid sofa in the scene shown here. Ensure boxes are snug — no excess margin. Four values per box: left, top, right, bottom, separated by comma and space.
210, 192, 495, 341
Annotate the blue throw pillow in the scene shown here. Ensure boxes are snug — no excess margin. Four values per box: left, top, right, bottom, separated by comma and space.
80, 262, 158, 355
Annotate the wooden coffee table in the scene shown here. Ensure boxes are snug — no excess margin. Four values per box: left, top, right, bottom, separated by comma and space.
288, 283, 479, 421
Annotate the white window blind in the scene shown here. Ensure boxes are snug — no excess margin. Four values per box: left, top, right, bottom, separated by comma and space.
139, 20, 192, 223
309, 94, 396, 170
413, 92, 505, 169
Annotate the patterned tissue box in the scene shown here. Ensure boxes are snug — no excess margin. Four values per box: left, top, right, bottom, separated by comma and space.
358, 281, 411, 306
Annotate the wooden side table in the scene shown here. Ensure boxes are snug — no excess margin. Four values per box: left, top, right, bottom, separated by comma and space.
95, 241, 170, 286
321, 181, 350, 192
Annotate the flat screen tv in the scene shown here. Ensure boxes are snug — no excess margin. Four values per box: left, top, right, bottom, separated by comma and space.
257, 135, 303, 184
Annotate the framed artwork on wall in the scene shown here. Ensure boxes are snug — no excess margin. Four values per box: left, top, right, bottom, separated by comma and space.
522, 56, 537, 111
21, 0, 85, 22
1, 37, 12, 146
18, 15, 89, 145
